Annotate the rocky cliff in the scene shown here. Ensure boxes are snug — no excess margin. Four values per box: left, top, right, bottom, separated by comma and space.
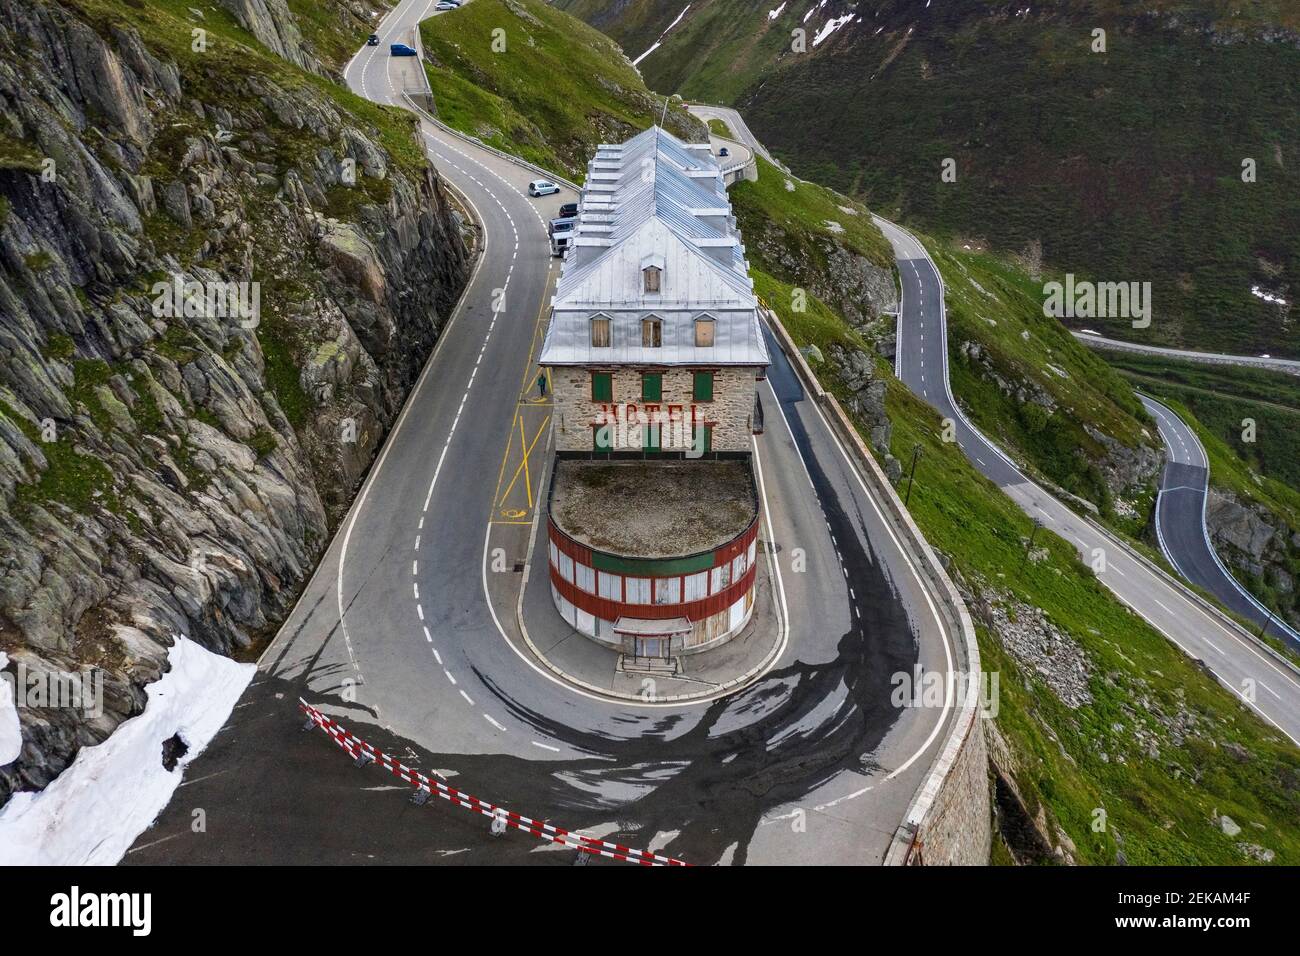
0, 0, 469, 803
1206, 489, 1300, 632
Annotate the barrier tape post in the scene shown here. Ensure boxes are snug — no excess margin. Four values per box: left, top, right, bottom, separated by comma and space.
297, 700, 691, 867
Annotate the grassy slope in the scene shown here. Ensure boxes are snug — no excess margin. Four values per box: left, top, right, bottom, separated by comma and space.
732, 156, 896, 275
923, 238, 1158, 522
418, 0, 702, 182
431, 0, 1300, 862
747, 223, 1300, 868
559, 0, 1300, 359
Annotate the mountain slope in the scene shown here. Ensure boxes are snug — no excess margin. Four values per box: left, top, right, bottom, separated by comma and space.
427, 0, 1300, 862
558, 0, 1300, 358
419, 0, 704, 182
0, 0, 469, 801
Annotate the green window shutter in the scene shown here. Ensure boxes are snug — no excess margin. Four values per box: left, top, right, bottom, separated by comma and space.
702, 424, 713, 454
693, 371, 714, 402
644, 424, 661, 454
642, 372, 661, 402
591, 371, 612, 402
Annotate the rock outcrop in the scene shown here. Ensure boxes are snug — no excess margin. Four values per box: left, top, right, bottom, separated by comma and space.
827, 344, 891, 455
0, 1, 469, 803
1205, 488, 1300, 629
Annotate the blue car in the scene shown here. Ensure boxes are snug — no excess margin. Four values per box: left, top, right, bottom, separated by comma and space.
390, 43, 417, 56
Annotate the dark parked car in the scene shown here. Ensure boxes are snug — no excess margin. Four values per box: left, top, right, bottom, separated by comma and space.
719, 147, 730, 157
559, 202, 578, 219
367, 33, 379, 46
390, 43, 417, 56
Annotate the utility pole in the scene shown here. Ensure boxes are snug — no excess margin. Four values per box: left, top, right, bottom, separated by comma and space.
904, 443, 923, 507
1255, 604, 1276, 640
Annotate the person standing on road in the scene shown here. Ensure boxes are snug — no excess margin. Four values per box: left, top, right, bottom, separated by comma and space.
536, 369, 548, 400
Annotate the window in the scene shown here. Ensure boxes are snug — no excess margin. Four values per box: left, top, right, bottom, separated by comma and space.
625, 577, 651, 604
693, 371, 714, 402
643, 265, 661, 294
641, 317, 662, 348
590, 316, 610, 348
684, 571, 709, 601
643, 424, 661, 455
641, 372, 662, 402
654, 577, 681, 605
711, 563, 730, 592
576, 562, 596, 594
591, 371, 612, 401
597, 571, 622, 601
694, 316, 715, 347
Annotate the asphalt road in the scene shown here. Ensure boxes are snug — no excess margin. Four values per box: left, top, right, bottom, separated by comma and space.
1074, 332, 1300, 376
876, 218, 1300, 746
125, 1, 964, 866
1141, 395, 1300, 648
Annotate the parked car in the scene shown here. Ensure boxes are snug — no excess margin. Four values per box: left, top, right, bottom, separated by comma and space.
719, 146, 730, 157
548, 216, 576, 237
390, 43, 417, 56
559, 202, 578, 218
528, 179, 560, 197
435, 1, 457, 9
366, 33, 379, 46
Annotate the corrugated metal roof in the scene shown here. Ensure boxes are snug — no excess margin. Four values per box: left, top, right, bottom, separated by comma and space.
541, 127, 767, 367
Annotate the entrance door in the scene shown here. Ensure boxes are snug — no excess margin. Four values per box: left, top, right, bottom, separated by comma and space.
634, 637, 668, 659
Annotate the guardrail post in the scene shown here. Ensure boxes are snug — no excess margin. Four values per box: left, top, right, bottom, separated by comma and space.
410, 787, 430, 806
489, 807, 508, 837
354, 750, 374, 769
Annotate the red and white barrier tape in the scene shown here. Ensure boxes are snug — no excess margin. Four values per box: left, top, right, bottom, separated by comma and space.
299, 700, 690, 867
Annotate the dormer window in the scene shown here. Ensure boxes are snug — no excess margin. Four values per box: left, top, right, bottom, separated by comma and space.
640, 253, 665, 295
590, 313, 611, 348
694, 314, 716, 347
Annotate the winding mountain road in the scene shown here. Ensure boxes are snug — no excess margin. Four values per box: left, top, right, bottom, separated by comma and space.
127, 0, 968, 866
1141, 395, 1300, 648
689, 104, 1300, 748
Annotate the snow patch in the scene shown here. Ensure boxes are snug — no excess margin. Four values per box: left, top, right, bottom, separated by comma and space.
823, 220, 845, 233
813, 13, 854, 46
1251, 285, 1289, 307
0, 637, 253, 865
768, 2, 786, 19
0, 652, 19, 766
633, 5, 691, 66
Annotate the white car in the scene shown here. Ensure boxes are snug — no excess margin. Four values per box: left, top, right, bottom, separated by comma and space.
435, 1, 457, 9
528, 179, 560, 197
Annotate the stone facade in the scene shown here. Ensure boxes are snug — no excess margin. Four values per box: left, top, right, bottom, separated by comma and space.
552, 366, 761, 453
